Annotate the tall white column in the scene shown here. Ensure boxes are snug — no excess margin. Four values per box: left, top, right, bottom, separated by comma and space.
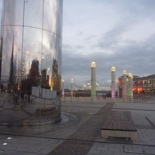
128, 73, 133, 102
61, 79, 64, 98
111, 66, 116, 99
71, 78, 73, 101
117, 80, 119, 98
91, 62, 96, 102
122, 70, 127, 102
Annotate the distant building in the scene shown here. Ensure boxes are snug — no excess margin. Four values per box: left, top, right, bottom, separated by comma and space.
118, 74, 155, 97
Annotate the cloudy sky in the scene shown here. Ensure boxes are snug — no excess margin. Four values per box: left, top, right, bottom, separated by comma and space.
62, 0, 155, 89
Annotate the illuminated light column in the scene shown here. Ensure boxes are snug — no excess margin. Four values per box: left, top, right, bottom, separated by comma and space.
122, 70, 127, 102
91, 62, 96, 102
117, 80, 119, 98
61, 79, 64, 98
128, 73, 133, 102
126, 78, 129, 101
71, 78, 73, 101
111, 66, 116, 99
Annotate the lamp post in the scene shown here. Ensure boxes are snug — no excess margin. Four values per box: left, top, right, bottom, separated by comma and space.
91, 61, 96, 102
111, 66, 116, 100
87, 83, 90, 90
83, 84, 86, 90
71, 78, 73, 101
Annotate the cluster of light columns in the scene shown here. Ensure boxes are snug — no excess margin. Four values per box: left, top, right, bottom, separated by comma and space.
66, 64, 134, 103
122, 71, 133, 102
111, 67, 133, 102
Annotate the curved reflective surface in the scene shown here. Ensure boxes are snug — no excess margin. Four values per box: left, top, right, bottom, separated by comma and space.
0, 0, 63, 123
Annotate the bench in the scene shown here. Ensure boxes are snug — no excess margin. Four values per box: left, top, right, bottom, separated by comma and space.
36, 106, 56, 115
101, 111, 137, 141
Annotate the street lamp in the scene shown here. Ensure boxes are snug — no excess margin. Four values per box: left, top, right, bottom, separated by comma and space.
71, 78, 73, 101
83, 84, 86, 90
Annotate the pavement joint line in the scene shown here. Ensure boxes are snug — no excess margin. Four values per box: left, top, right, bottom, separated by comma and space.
62, 104, 155, 111
62, 105, 105, 109
113, 107, 155, 112
21, 106, 35, 116
145, 117, 155, 129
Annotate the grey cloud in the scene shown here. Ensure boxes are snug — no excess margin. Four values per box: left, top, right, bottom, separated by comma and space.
98, 17, 154, 51
96, 22, 129, 49
84, 35, 97, 41
76, 31, 84, 35
89, 0, 155, 31
63, 44, 74, 50
76, 45, 84, 49
93, 0, 155, 11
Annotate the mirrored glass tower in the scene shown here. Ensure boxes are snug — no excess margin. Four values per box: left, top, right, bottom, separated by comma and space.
0, 0, 63, 123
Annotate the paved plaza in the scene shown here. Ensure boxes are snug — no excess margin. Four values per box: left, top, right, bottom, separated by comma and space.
0, 93, 155, 155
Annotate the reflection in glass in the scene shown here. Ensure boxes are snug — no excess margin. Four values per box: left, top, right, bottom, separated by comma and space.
0, 0, 63, 123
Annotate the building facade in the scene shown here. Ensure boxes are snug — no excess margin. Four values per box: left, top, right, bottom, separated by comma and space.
118, 74, 155, 97
133, 74, 155, 94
